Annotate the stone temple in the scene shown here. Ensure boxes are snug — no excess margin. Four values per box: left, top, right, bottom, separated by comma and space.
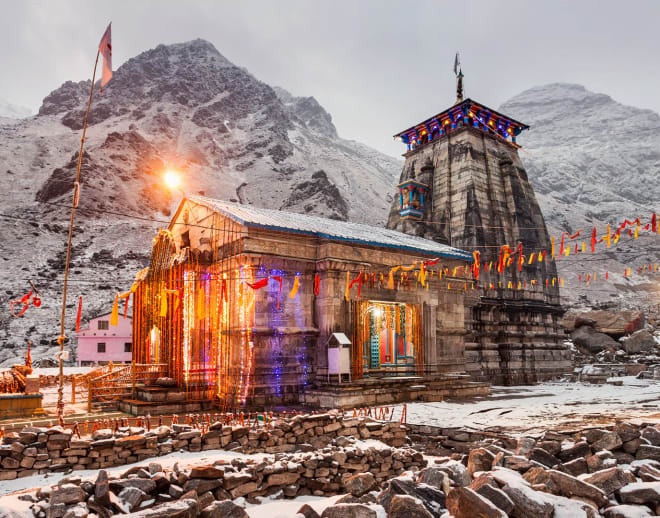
386, 85, 571, 384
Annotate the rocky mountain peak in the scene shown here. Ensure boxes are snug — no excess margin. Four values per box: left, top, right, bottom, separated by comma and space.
274, 87, 337, 138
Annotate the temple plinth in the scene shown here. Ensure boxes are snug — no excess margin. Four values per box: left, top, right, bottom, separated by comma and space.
387, 98, 571, 384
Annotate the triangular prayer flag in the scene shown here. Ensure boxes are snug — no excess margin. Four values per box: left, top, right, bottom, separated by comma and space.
110, 292, 119, 326
75, 296, 83, 332
160, 290, 167, 317
288, 275, 300, 299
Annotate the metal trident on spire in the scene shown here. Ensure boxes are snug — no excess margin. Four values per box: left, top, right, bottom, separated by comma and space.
454, 52, 464, 104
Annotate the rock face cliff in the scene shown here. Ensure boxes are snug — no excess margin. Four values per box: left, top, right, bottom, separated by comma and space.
0, 39, 400, 366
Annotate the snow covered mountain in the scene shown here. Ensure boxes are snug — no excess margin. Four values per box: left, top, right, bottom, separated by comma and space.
0, 97, 32, 119
2, 44, 659, 367
500, 83, 660, 310
0, 39, 401, 366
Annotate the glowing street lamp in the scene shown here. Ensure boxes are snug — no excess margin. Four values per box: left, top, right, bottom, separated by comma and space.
164, 170, 181, 191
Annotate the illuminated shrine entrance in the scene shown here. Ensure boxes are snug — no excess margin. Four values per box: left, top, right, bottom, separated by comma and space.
351, 301, 422, 377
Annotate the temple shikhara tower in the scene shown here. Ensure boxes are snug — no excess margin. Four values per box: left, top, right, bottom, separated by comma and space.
387, 65, 571, 383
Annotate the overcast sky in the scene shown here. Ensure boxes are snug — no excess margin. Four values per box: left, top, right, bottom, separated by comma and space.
1, 0, 659, 157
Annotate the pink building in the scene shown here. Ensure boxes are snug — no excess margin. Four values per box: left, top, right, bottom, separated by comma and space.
76, 313, 132, 366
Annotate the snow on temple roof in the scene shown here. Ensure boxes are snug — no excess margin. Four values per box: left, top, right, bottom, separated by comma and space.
185, 195, 472, 260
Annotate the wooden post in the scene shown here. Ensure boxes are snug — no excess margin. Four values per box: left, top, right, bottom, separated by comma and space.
71, 376, 76, 405
56, 48, 101, 423
87, 381, 92, 414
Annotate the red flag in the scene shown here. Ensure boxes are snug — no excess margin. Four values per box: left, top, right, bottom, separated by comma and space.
246, 278, 268, 290
75, 296, 83, 332
98, 23, 112, 92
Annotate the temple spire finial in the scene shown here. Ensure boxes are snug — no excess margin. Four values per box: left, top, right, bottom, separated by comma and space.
454, 52, 464, 104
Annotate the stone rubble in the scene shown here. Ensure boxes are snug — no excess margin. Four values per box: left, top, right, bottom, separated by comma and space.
23, 436, 423, 518
6, 414, 660, 517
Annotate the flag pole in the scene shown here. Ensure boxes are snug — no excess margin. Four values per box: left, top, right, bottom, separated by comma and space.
56, 48, 101, 423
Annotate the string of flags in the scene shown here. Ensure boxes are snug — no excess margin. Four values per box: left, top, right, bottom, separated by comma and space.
8, 213, 659, 321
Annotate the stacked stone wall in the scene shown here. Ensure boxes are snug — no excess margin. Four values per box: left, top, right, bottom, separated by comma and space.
0, 413, 406, 481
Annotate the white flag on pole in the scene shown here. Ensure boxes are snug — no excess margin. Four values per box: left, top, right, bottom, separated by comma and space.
98, 23, 112, 92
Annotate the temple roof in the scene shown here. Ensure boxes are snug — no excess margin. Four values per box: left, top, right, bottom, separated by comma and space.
393, 98, 529, 145
182, 195, 472, 260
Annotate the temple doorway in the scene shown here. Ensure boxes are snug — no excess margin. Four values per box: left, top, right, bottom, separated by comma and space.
350, 301, 422, 377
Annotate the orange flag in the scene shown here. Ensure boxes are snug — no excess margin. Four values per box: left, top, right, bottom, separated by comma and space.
98, 23, 113, 92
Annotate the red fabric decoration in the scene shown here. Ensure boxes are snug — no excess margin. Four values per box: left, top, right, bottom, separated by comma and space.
32, 296, 41, 307
606, 271, 609, 280
123, 294, 130, 318
11, 290, 33, 317
221, 279, 228, 302
314, 274, 320, 296
246, 278, 268, 290
271, 276, 283, 309
516, 243, 524, 271
653, 213, 657, 233
498, 246, 511, 273
591, 227, 597, 253
349, 272, 363, 299
76, 296, 83, 332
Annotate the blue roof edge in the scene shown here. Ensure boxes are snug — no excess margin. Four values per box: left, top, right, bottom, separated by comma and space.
245, 222, 472, 261
186, 196, 472, 261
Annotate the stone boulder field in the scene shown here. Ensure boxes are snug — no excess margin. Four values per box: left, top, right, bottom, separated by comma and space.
3, 412, 660, 517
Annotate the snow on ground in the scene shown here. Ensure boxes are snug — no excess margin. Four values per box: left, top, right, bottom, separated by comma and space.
244, 494, 345, 518
401, 377, 660, 433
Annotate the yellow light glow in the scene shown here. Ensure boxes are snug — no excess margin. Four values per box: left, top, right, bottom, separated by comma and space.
164, 170, 181, 190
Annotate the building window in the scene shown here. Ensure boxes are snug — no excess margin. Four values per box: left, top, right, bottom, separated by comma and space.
98, 320, 109, 330
97, 342, 106, 353
124, 342, 132, 353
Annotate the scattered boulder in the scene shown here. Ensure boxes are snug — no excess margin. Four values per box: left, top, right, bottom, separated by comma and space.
49, 485, 86, 506
388, 494, 433, 518
622, 330, 657, 353
501, 483, 554, 518
200, 500, 249, 518
571, 325, 619, 353
583, 467, 636, 495
467, 448, 496, 477
619, 481, 660, 505
297, 504, 322, 518
416, 466, 450, 494
447, 487, 506, 518
344, 473, 376, 497
320, 503, 377, 518
603, 504, 654, 517
522, 467, 608, 507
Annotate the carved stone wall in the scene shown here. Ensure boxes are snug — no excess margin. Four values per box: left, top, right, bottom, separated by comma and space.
387, 124, 571, 384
